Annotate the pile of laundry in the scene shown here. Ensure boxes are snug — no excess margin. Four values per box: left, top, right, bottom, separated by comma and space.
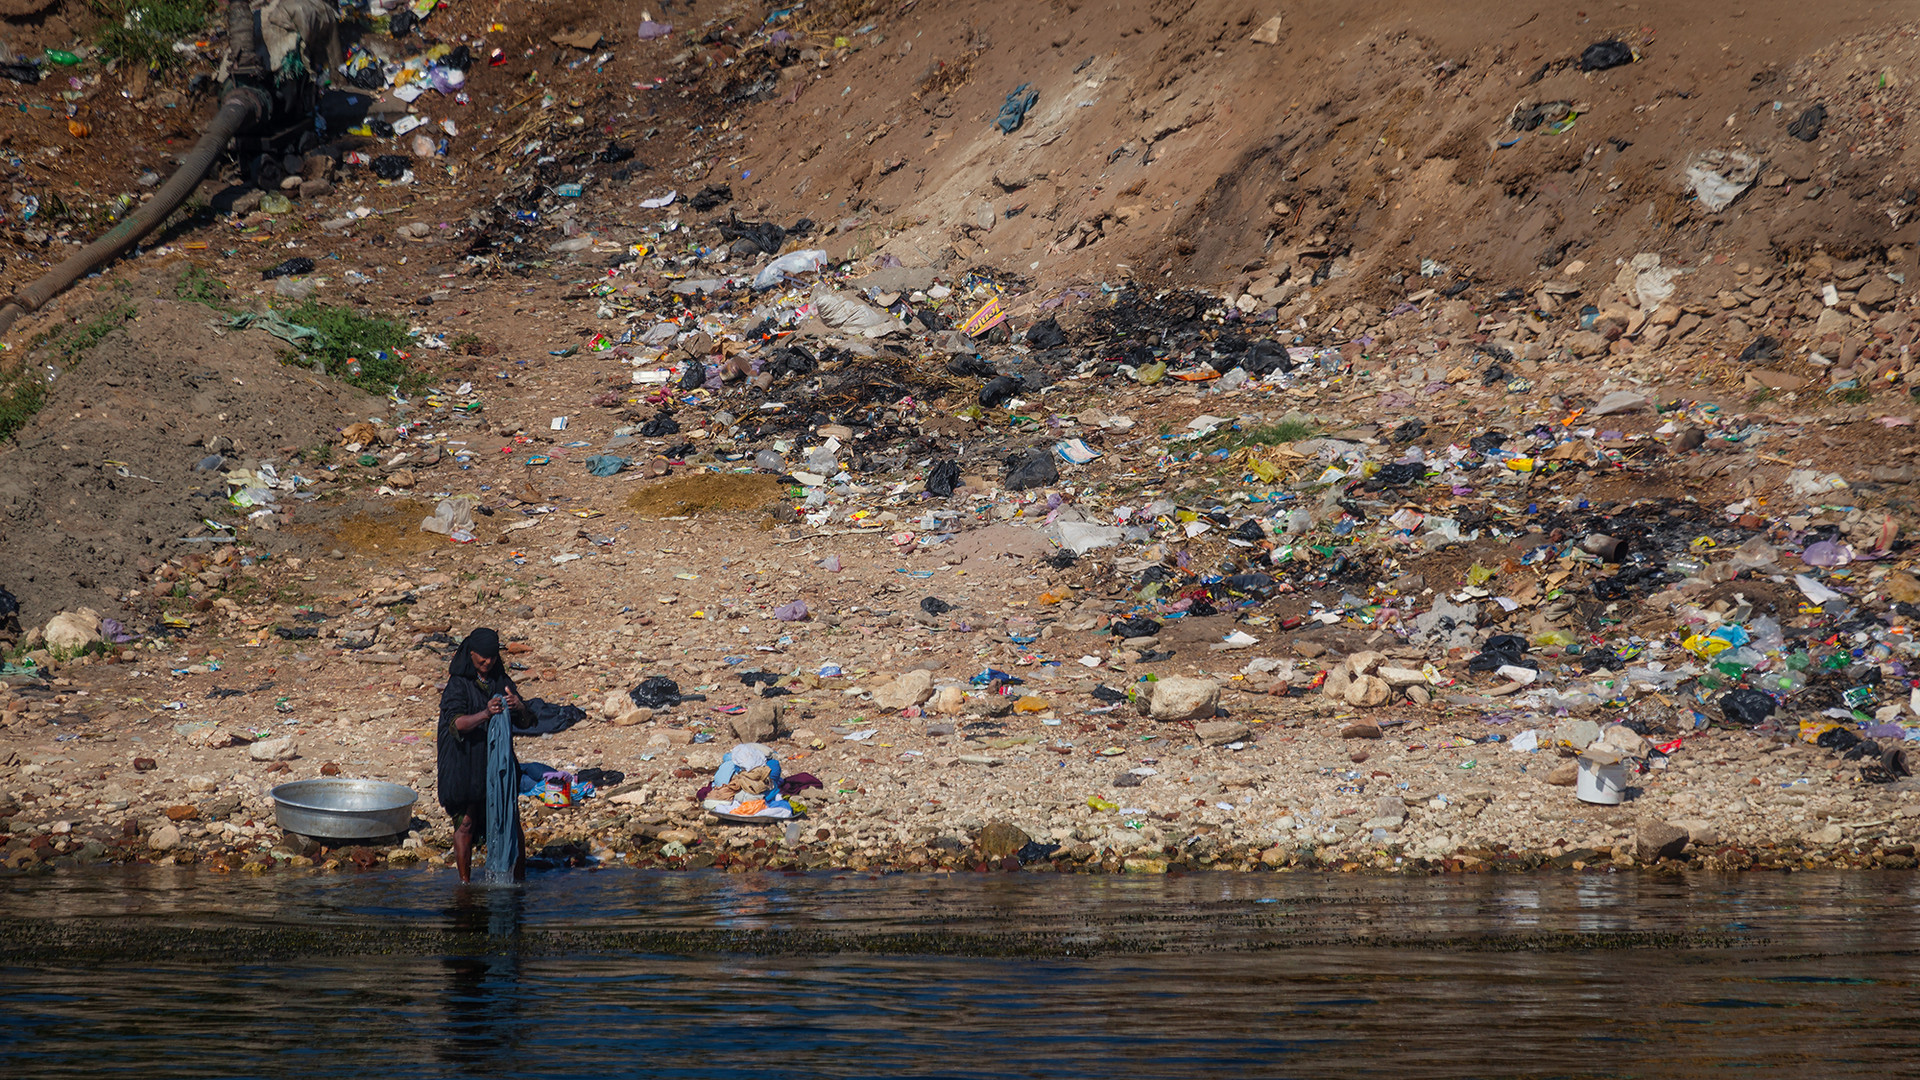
697, 743, 818, 819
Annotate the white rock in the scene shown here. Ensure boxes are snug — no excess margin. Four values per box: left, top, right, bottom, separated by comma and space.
873, 669, 935, 710
42, 611, 101, 653
1146, 676, 1220, 721
149, 823, 181, 851
248, 736, 298, 762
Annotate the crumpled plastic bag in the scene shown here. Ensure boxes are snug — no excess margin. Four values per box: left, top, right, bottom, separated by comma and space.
753, 249, 829, 290
1684, 149, 1762, 213
810, 283, 904, 337
419, 496, 476, 535
1057, 521, 1124, 555
585, 455, 629, 477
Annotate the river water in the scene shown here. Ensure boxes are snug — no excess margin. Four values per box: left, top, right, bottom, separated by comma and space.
1, 868, 1917, 1078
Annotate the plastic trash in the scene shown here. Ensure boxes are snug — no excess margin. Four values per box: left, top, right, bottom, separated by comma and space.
994, 82, 1039, 134
1720, 688, 1777, 726
419, 497, 476, 535
262, 257, 315, 280
980, 375, 1022, 408
1578, 40, 1634, 71
1787, 103, 1826, 142
926, 460, 961, 497
1684, 149, 1762, 213
1112, 617, 1162, 638
752, 249, 829, 289
1003, 447, 1058, 491
585, 455, 629, 476
754, 449, 786, 473
1801, 540, 1854, 568
1057, 521, 1124, 555
774, 600, 809, 621
637, 20, 673, 39
809, 283, 903, 337
628, 676, 684, 708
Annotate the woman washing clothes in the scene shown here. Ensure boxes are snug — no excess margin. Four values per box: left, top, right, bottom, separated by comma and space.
437, 628, 529, 883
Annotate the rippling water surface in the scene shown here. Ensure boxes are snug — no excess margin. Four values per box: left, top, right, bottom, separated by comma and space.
2, 868, 1918, 1078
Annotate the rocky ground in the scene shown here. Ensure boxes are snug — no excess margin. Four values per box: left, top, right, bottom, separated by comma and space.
4, 1, 1920, 878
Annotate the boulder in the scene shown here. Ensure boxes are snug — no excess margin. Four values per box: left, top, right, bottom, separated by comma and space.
1634, 821, 1690, 862
729, 699, 784, 743
148, 823, 182, 851
873, 669, 934, 710
42, 611, 101, 653
1546, 762, 1579, 786
248, 736, 298, 762
611, 706, 653, 727
1340, 721, 1382, 739
1145, 676, 1220, 720
975, 820, 1030, 859
1194, 720, 1250, 746
1377, 666, 1427, 687
1343, 673, 1391, 708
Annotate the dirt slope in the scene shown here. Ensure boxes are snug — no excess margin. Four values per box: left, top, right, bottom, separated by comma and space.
725, 0, 1917, 294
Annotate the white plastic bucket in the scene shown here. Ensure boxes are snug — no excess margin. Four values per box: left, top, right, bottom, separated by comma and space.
1576, 756, 1627, 805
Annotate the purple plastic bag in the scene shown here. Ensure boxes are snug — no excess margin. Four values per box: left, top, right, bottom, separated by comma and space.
774, 600, 809, 621
638, 20, 673, 39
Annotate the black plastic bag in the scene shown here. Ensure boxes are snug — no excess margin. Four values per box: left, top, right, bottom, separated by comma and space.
719, 219, 785, 255
639, 413, 680, 437
1719, 688, 1776, 726
370, 154, 409, 180
1787, 104, 1826, 142
0, 61, 41, 85
1003, 447, 1057, 491
1025, 317, 1067, 349
1222, 573, 1277, 597
1467, 634, 1533, 672
1817, 726, 1865, 753
947, 354, 995, 378
1578, 40, 1634, 71
1375, 462, 1426, 486
1112, 616, 1162, 638
444, 45, 473, 71
1231, 519, 1266, 543
596, 142, 634, 163
262, 257, 315, 280
678, 362, 707, 391
629, 676, 684, 709
689, 184, 733, 211
1091, 685, 1128, 703
1391, 419, 1426, 443
926, 460, 961, 497
388, 8, 416, 36
1738, 335, 1781, 363
920, 597, 954, 616
0, 585, 17, 618
980, 375, 1022, 408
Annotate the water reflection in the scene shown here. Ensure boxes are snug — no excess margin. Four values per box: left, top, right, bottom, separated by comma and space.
440, 885, 523, 1070
3, 870, 1920, 1077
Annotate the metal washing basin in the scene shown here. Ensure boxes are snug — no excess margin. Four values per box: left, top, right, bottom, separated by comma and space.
270, 778, 419, 841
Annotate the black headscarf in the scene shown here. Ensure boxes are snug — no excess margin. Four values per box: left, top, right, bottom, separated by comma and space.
450, 627, 504, 683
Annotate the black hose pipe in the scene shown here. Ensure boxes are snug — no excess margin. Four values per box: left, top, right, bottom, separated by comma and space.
0, 0, 272, 338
